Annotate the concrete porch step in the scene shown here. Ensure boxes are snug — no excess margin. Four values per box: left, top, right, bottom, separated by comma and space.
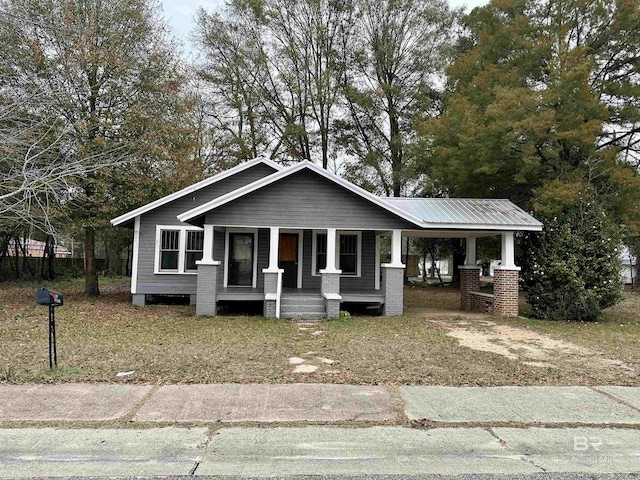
281, 312, 326, 320
280, 296, 324, 306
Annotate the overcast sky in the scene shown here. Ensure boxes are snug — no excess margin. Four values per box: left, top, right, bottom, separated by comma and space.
160, 0, 490, 59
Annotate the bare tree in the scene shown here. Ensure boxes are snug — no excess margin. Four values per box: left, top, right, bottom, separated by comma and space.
338, 0, 458, 196
196, 0, 355, 167
0, 0, 189, 295
0, 89, 120, 235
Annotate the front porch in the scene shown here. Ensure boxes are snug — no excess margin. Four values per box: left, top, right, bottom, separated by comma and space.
194, 225, 407, 318
194, 224, 523, 319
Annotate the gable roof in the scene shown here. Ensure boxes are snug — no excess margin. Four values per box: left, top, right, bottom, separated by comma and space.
382, 198, 543, 231
177, 161, 542, 232
177, 161, 425, 227
110, 157, 282, 226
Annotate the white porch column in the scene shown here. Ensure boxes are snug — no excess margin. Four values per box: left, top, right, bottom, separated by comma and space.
322, 228, 341, 273
200, 224, 217, 264
266, 227, 280, 271
465, 237, 477, 266
262, 227, 283, 318
388, 229, 404, 268
501, 231, 516, 268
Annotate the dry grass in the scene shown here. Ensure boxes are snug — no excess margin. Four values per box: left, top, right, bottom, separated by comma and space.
0, 279, 638, 386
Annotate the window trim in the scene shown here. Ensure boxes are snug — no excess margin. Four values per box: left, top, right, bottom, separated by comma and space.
311, 230, 362, 277
154, 225, 204, 275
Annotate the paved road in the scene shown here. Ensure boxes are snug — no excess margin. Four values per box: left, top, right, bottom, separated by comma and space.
1, 426, 639, 477
1, 383, 639, 478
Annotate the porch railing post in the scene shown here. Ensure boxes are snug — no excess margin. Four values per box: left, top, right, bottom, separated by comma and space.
263, 227, 283, 319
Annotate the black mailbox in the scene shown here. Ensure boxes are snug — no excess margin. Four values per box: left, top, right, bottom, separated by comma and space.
37, 288, 64, 306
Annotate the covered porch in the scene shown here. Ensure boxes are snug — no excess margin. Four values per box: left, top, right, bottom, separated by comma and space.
194, 224, 524, 319
194, 225, 403, 318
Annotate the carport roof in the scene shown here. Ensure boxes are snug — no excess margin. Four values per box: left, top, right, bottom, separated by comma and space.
382, 198, 543, 231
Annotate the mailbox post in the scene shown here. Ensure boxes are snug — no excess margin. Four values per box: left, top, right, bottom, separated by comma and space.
36, 288, 63, 369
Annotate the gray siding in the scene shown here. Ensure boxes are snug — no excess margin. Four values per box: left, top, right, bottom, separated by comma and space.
135, 163, 277, 295
215, 228, 225, 288
301, 229, 375, 291
302, 230, 320, 290
342, 231, 376, 291
205, 169, 417, 230
257, 228, 269, 290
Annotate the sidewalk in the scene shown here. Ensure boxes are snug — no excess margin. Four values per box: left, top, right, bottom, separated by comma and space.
1, 383, 639, 477
1, 383, 639, 425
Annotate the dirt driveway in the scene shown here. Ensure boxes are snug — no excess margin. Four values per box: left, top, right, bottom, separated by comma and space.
410, 307, 636, 381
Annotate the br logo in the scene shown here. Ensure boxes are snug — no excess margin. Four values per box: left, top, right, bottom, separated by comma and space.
574, 436, 602, 451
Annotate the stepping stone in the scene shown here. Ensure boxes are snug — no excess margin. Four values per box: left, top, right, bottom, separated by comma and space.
311, 331, 324, 336
294, 365, 318, 373
317, 357, 336, 365
288, 357, 305, 365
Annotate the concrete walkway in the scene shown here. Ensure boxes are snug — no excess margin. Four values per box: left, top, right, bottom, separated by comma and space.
1, 383, 640, 477
1, 383, 639, 425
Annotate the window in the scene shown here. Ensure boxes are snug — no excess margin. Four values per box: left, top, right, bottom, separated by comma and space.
160, 230, 180, 271
315, 234, 327, 274
185, 231, 204, 271
339, 234, 358, 275
312, 231, 361, 276
155, 226, 204, 274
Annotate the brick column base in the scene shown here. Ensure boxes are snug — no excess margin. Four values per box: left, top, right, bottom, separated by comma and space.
459, 266, 481, 311
382, 266, 404, 316
196, 263, 219, 316
321, 271, 341, 319
262, 270, 281, 319
493, 267, 520, 317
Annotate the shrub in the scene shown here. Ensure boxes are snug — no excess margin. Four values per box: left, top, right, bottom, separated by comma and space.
521, 203, 624, 321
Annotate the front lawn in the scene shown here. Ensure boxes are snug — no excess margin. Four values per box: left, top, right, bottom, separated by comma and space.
0, 278, 638, 385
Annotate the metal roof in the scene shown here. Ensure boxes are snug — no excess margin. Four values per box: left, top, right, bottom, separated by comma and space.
381, 198, 543, 230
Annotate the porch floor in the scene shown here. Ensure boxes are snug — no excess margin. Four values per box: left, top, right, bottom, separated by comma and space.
216, 287, 384, 303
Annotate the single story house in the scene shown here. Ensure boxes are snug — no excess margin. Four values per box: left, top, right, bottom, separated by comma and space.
111, 158, 542, 318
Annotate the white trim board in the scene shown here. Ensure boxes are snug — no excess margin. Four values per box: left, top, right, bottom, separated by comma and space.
177, 161, 424, 227
111, 158, 282, 226
131, 216, 141, 294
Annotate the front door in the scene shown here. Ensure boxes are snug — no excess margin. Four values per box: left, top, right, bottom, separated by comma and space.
279, 233, 298, 288
228, 232, 254, 286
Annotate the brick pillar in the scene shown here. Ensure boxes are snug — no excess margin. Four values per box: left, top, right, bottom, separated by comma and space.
382, 266, 404, 316
493, 267, 520, 317
196, 263, 218, 316
262, 270, 281, 318
321, 271, 341, 319
459, 266, 481, 311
